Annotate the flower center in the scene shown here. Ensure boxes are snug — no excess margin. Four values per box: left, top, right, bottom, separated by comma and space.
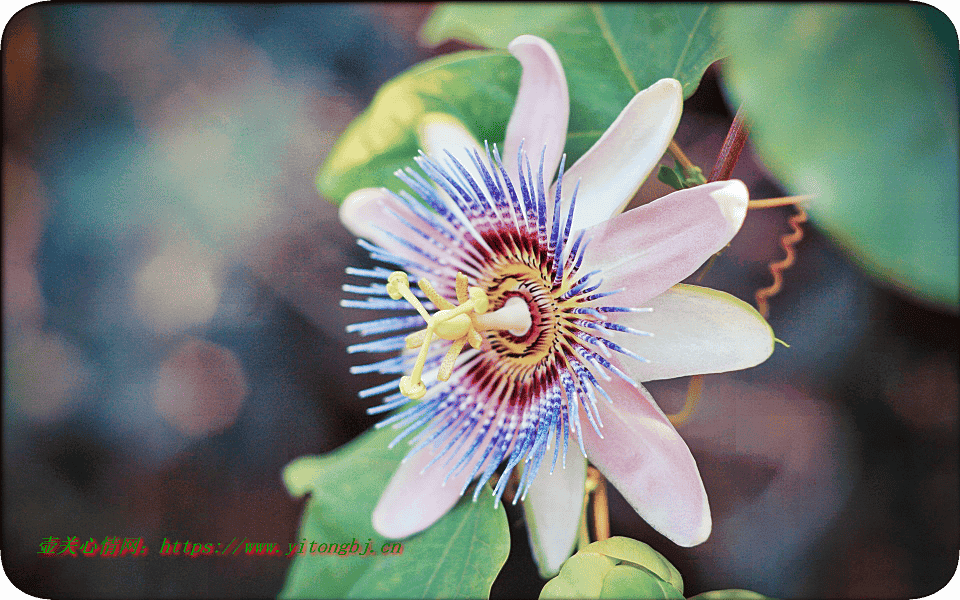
480, 263, 559, 368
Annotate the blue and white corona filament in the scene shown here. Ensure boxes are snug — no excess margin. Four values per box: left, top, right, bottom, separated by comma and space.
337, 35, 775, 572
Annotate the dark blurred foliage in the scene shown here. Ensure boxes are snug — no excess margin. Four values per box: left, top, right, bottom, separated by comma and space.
2, 4, 957, 598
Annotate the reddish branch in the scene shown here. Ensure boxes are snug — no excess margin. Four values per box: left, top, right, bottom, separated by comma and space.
708, 106, 750, 183
706, 105, 806, 320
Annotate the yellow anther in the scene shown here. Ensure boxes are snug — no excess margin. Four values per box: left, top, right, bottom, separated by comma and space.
438, 337, 468, 382
386, 270, 532, 399
399, 376, 426, 400
455, 272, 470, 304
404, 329, 427, 350
418, 277, 455, 310
467, 328, 483, 349
388, 270, 493, 399
386, 271, 409, 300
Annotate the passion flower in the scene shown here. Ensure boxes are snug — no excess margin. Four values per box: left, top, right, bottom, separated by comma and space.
339, 35, 774, 574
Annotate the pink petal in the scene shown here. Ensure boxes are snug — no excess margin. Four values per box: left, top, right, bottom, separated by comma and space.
339, 187, 395, 244
502, 35, 569, 185
522, 453, 587, 577
338, 187, 473, 286
605, 284, 774, 382
556, 79, 683, 232
580, 179, 749, 307
338, 187, 434, 271
372, 443, 476, 539
583, 378, 711, 547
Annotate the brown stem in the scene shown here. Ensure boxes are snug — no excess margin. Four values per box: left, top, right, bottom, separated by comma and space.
592, 475, 610, 541
577, 492, 591, 549
583, 466, 611, 543
667, 140, 696, 174
749, 195, 814, 209
708, 106, 750, 182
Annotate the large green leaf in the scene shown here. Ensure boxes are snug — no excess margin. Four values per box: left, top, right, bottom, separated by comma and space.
721, 5, 959, 309
317, 50, 519, 203
422, 3, 724, 174
421, 3, 724, 100
347, 498, 508, 599
318, 3, 725, 203
280, 426, 510, 599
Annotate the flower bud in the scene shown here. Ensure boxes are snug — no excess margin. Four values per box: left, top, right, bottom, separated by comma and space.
540, 536, 684, 600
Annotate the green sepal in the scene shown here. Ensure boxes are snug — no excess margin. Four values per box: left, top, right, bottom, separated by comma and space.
658, 161, 708, 190
658, 164, 686, 190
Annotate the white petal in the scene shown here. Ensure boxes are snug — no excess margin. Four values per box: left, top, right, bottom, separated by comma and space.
583, 378, 711, 547
372, 444, 474, 539
522, 453, 587, 577
339, 187, 393, 243
605, 284, 775, 382
417, 112, 486, 192
502, 35, 569, 184
558, 78, 683, 232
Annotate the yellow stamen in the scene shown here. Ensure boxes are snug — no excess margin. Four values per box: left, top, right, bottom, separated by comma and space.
388, 270, 531, 399
386, 272, 431, 320
438, 337, 468, 382
417, 276, 455, 310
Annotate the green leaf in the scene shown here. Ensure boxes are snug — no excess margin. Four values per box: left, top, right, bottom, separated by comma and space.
317, 50, 519, 203
721, 5, 959, 309
658, 161, 707, 191
422, 3, 724, 183
317, 4, 725, 204
421, 4, 724, 99
347, 498, 509, 599
680, 164, 707, 188
280, 426, 509, 599
657, 164, 685, 190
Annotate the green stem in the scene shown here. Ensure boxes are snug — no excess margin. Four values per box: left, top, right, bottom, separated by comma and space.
667, 140, 696, 175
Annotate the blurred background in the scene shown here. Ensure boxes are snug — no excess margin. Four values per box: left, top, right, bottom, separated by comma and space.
3, 4, 957, 598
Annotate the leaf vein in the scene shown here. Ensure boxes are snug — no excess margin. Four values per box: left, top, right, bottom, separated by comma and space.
672, 6, 710, 80
590, 4, 639, 93
420, 502, 475, 598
